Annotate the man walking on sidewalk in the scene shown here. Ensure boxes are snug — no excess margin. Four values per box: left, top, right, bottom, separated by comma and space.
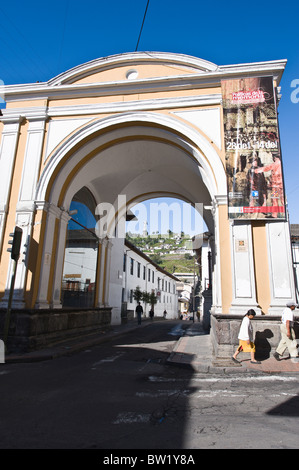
136, 302, 143, 325
273, 302, 299, 363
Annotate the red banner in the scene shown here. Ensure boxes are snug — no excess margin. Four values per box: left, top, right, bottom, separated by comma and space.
221, 76, 286, 220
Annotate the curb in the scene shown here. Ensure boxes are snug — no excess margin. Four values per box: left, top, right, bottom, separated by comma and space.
4, 320, 153, 364
165, 325, 299, 375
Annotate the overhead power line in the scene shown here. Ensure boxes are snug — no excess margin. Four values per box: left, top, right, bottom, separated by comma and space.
58, 0, 70, 72
135, 0, 150, 52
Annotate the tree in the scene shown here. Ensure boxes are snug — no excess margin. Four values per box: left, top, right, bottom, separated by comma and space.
133, 286, 143, 303
142, 291, 150, 306
149, 291, 158, 309
150, 253, 163, 265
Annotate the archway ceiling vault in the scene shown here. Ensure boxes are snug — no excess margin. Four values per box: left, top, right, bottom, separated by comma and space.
66, 138, 214, 231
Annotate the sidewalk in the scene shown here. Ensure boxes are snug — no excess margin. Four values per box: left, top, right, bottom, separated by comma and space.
167, 321, 299, 374
3, 319, 299, 374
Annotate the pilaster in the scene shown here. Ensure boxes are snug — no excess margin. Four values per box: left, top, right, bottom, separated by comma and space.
2, 112, 47, 308
267, 220, 296, 314
35, 204, 62, 309
51, 210, 71, 308
16, 111, 47, 212
0, 116, 23, 252
230, 221, 261, 315
211, 195, 227, 314
96, 238, 108, 308
104, 240, 113, 307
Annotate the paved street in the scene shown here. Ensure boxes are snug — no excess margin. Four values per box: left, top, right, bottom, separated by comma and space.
1, 320, 299, 450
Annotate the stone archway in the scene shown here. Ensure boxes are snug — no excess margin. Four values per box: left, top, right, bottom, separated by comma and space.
1, 52, 295, 356
34, 113, 228, 321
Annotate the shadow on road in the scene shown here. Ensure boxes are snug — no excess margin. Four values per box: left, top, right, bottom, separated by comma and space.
0, 320, 198, 450
266, 395, 299, 416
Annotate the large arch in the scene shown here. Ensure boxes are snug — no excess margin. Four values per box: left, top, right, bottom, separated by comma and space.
1, 51, 294, 357
36, 112, 227, 206
34, 112, 228, 317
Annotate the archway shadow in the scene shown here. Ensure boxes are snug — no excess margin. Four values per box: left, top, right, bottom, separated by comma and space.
267, 395, 299, 416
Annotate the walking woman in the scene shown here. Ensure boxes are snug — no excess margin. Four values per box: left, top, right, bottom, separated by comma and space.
232, 309, 261, 364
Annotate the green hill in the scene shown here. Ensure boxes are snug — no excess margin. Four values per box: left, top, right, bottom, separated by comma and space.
126, 232, 195, 273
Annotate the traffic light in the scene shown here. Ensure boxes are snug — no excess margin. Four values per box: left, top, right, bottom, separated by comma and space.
22, 237, 29, 265
7, 226, 23, 261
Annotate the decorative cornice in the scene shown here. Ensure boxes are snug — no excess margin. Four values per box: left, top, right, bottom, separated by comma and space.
0, 114, 25, 125
0, 94, 222, 120
214, 194, 227, 206
49, 94, 222, 117
1, 106, 48, 123
34, 201, 50, 212
1, 57, 287, 105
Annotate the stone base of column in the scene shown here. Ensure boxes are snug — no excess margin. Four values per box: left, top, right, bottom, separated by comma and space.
210, 313, 290, 360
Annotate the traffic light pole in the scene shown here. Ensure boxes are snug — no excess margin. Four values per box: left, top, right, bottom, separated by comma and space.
3, 226, 23, 351
3, 258, 18, 348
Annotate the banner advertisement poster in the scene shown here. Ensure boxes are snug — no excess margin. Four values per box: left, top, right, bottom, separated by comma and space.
221, 76, 286, 220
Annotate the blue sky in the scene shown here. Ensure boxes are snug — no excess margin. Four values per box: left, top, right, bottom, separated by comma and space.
1, 0, 298, 222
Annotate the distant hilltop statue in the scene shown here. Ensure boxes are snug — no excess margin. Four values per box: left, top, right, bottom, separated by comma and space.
142, 221, 148, 237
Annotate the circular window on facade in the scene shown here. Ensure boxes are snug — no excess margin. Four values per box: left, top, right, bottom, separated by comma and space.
126, 69, 139, 80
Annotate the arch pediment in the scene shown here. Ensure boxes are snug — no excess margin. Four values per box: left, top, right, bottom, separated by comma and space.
48, 52, 218, 86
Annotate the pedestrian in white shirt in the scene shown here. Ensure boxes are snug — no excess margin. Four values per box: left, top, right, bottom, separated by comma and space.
273, 302, 298, 363
232, 309, 261, 364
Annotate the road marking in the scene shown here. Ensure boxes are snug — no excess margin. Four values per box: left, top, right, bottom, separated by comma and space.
113, 412, 151, 424
192, 375, 298, 383
136, 389, 190, 398
148, 375, 298, 383
92, 352, 125, 366
195, 391, 248, 398
168, 325, 185, 336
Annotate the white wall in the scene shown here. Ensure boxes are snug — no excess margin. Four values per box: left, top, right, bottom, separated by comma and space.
122, 244, 179, 319
292, 242, 299, 300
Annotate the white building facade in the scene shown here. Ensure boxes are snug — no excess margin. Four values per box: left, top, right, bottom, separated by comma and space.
291, 224, 299, 302
122, 239, 179, 319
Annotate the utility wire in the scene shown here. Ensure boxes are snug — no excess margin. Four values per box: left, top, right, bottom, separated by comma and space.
58, 0, 70, 73
135, 0, 150, 52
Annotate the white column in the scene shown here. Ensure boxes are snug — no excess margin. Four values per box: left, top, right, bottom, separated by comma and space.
108, 236, 125, 325
51, 210, 71, 309
35, 204, 61, 309
267, 220, 296, 314
1, 211, 34, 308
104, 240, 113, 307
96, 238, 106, 308
2, 115, 47, 308
0, 116, 27, 308
211, 195, 226, 314
230, 221, 261, 314
16, 115, 47, 213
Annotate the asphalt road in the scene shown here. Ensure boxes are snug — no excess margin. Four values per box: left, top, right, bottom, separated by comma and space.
0, 320, 299, 451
